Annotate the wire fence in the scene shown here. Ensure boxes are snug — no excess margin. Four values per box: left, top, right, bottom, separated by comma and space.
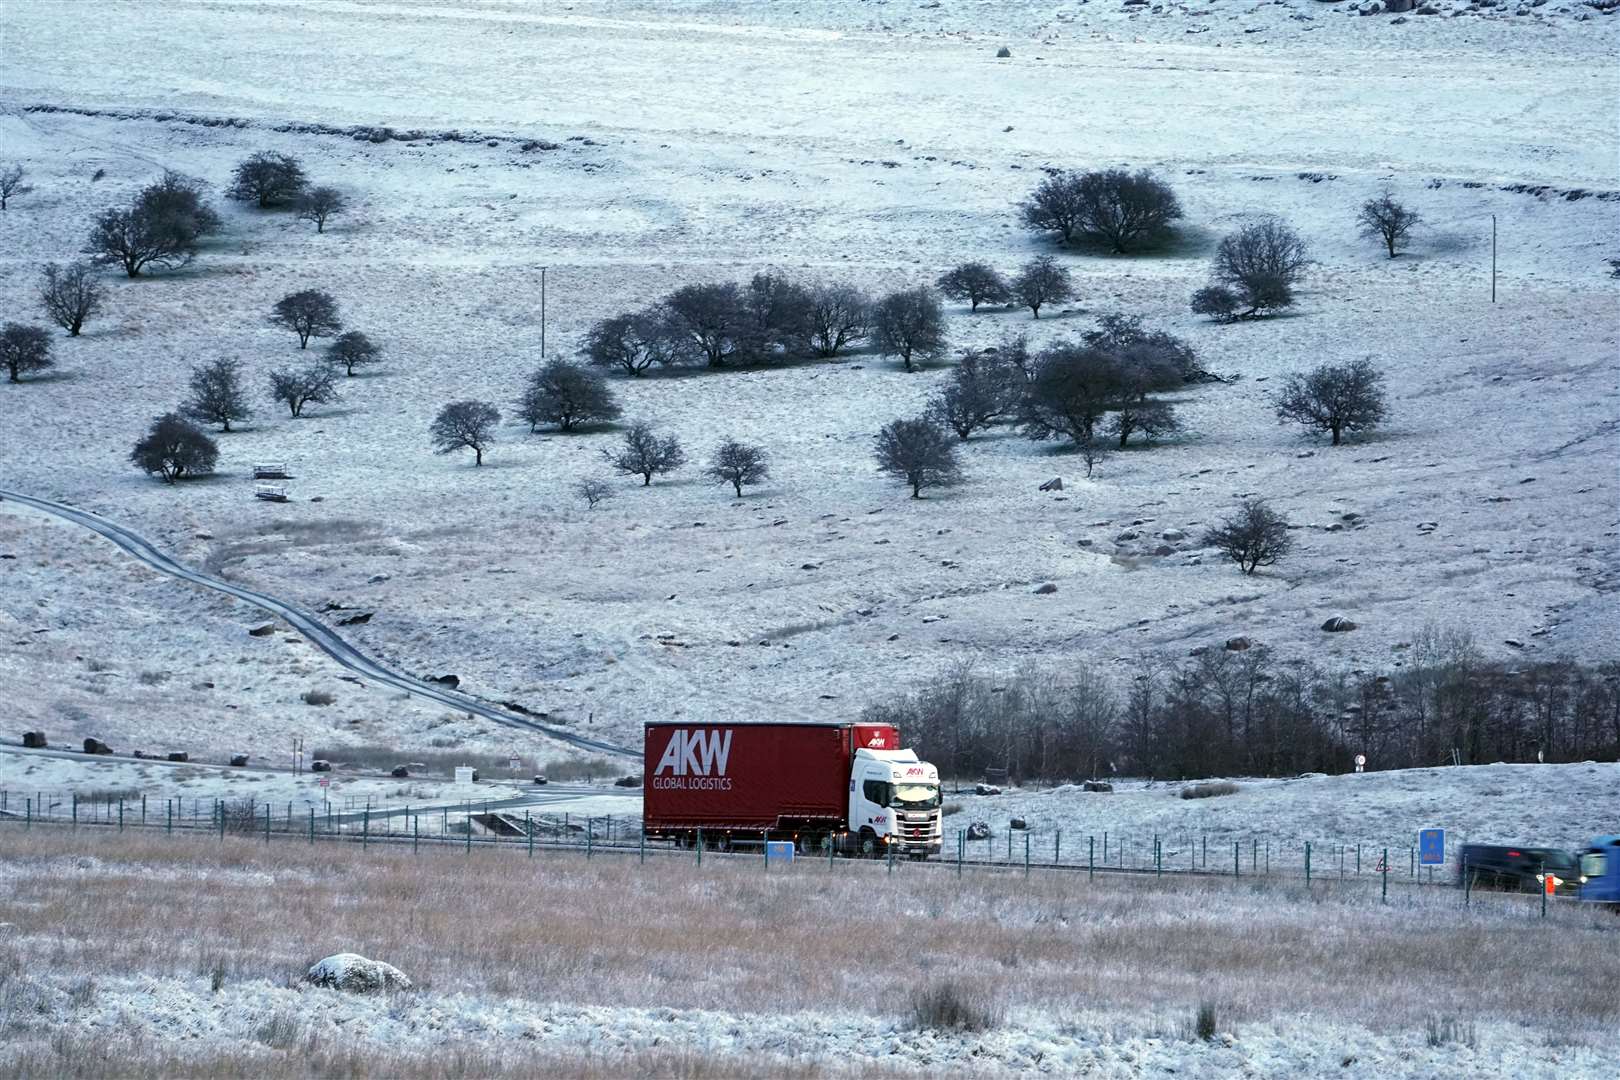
2, 787, 1583, 918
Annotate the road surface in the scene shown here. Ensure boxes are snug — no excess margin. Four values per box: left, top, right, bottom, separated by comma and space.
0, 489, 639, 760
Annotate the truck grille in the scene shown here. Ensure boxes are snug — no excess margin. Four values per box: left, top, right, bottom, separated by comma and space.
898, 813, 939, 846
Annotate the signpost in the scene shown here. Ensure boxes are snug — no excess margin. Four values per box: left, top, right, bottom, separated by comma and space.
765, 840, 794, 867
1354, 753, 1366, 774
1419, 828, 1445, 885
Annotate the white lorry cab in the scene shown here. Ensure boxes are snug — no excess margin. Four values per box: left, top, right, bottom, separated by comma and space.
847, 748, 942, 858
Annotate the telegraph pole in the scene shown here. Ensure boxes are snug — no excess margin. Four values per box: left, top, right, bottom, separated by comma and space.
1490, 214, 1496, 303
540, 266, 548, 356
291, 735, 303, 775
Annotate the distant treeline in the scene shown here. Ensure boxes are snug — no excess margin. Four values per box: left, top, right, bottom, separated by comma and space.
863, 629, 1619, 783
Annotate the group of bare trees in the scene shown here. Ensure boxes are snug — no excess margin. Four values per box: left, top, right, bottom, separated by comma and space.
226, 151, 346, 231
585, 273, 956, 374
936, 255, 1076, 320
867, 640, 1620, 785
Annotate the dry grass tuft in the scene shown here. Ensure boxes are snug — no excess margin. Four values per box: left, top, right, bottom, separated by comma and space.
909, 980, 1002, 1032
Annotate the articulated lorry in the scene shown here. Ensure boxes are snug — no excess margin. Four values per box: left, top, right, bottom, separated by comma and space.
642, 721, 942, 858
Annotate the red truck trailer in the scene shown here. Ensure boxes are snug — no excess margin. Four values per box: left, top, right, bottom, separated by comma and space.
642, 721, 941, 857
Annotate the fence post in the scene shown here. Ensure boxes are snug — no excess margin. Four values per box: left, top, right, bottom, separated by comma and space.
697, 829, 703, 867
263, 803, 270, 844
1202, 833, 1207, 869
1089, 835, 1094, 881
526, 812, 533, 857
1382, 848, 1389, 904
166, 799, 172, 835
1006, 830, 1012, 862
71, 793, 78, 829
1103, 831, 1108, 863
141, 795, 147, 826
1251, 838, 1257, 873
1410, 846, 1415, 877
363, 809, 370, 849
465, 813, 472, 854
1540, 860, 1547, 919
1234, 841, 1239, 878
1054, 829, 1061, 866
1464, 858, 1471, 907
24, 797, 30, 830
1024, 833, 1030, 877
1155, 837, 1161, 878
1305, 841, 1312, 885
887, 838, 895, 874
587, 820, 594, 861
957, 830, 963, 878
309, 808, 315, 845
640, 827, 645, 865
1356, 844, 1361, 875
118, 799, 124, 832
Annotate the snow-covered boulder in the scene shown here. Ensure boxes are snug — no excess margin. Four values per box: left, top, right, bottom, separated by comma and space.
305, 953, 411, 993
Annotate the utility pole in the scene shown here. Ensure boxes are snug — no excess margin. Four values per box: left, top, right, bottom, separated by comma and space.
291, 735, 303, 775
540, 266, 548, 357
1490, 214, 1496, 303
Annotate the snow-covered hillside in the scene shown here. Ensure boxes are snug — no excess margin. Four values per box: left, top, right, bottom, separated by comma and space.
0, 1, 1615, 769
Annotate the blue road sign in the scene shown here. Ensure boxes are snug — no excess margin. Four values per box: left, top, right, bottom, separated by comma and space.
765, 840, 795, 865
1419, 829, 1445, 866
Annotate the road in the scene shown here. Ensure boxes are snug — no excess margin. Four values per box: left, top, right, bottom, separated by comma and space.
0, 489, 639, 760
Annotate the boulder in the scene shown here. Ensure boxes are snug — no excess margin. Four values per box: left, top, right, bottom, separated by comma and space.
230, 754, 249, 767
426, 674, 460, 689
1225, 636, 1252, 651
1033, 582, 1058, 595
1386, 0, 1413, 9
1009, 817, 1028, 830
305, 953, 411, 993
83, 738, 112, 755
966, 821, 992, 840
390, 765, 410, 778
1082, 780, 1114, 793
1321, 617, 1358, 633
1160, 529, 1187, 542
22, 731, 47, 749
1115, 530, 1140, 542
996, 45, 1012, 58
248, 624, 276, 637
1039, 477, 1063, 492
167, 752, 189, 763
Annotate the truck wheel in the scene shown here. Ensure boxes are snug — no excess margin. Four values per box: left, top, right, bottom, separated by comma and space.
859, 830, 878, 857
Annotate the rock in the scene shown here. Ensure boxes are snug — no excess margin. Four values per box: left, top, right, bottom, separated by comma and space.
1115, 530, 1140, 542
337, 612, 373, 626
1039, 477, 1063, 491
1391, 13, 1408, 20
1153, 544, 1176, 557
248, 624, 276, 637
966, 821, 992, 840
974, 783, 1002, 796
229, 754, 249, 767
800, 563, 820, 571
391, 765, 410, 778
1033, 582, 1058, 594
426, 674, 460, 689
1160, 529, 1187, 542
1340, 511, 1362, 522
1082, 780, 1113, 793
1009, 817, 1027, 830
1321, 617, 1358, 633
22, 731, 46, 749
996, 45, 1012, 57
367, 574, 390, 584
1359, 2, 1380, 12
83, 738, 113, 755
1504, 639, 1525, 649
1385, 0, 1413, 9
167, 752, 189, 763
1076, 538, 1094, 547
306, 953, 411, 993
1225, 636, 1252, 651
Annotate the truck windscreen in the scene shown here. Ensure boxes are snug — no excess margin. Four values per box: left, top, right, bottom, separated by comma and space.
892, 784, 939, 810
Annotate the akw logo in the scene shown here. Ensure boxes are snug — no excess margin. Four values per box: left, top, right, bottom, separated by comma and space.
654, 729, 733, 777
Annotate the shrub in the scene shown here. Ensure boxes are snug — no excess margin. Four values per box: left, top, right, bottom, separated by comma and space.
1190, 285, 1240, 323
270, 289, 342, 348
1203, 498, 1292, 575
38, 262, 105, 336
572, 477, 613, 509
937, 261, 1012, 312
226, 152, 308, 208
182, 357, 251, 432
603, 421, 685, 485
1180, 781, 1239, 800
301, 689, 336, 706
1205, 218, 1308, 318
0, 322, 53, 382
1011, 254, 1073, 319
1020, 169, 1182, 252
704, 437, 770, 497
83, 171, 221, 277
1425, 1015, 1477, 1049
871, 287, 947, 371
130, 413, 219, 482
874, 416, 963, 498
909, 981, 1001, 1033
516, 360, 621, 432
1194, 1001, 1218, 1041
430, 400, 500, 466
1275, 358, 1387, 445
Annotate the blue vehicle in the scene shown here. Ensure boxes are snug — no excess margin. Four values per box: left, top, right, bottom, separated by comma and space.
1578, 835, 1620, 905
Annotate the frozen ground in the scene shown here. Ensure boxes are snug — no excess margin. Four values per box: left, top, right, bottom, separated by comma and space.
1, 3, 1617, 769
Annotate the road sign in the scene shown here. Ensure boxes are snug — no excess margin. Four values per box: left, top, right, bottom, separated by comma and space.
1419, 829, 1445, 866
765, 841, 795, 865
1354, 753, 1366, 773
508, 756, 521, 771
317, 776, 330, 789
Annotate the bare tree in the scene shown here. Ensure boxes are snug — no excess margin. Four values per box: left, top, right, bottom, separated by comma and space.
1078, 434, 1109, 478
1204, 498, 1293, 574
874, 416, 963, 498
326, 330, 380, 376
1207, 218, 1308, 317
573, 477, 614, 509
270, 289, 342, 348
1019, 171, 1087, 244
38, 263, 105, 337
268, 364, 338, 417
0, 163, 31, 210
1019, 342, 1121, 445
663, 283, 743, 368
583, 311, 682, 376
1070, 169, 1183, 253
704, 437, 770, 497
1107, 397, 1181, 448
226, 152, 308, 208
130, 413, 218, 483
516, 360, 622, 432
182, 357, 251, 432
430, 400, 500, 466
84, 171, 221, 277
1, 323, 53, 383
928, 352, 1016, 439
737, 272, 812, 365
937, 262, 1012, 312
1012, 255, 1074, 319
871, 287, 947, 372
1275, 358, 1388, 445
1190, 285, 1240, 323
1357, 190, 1420, 258
603, 421, 685, 485
805, 283, 871, 358
296, 186, 346, 233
